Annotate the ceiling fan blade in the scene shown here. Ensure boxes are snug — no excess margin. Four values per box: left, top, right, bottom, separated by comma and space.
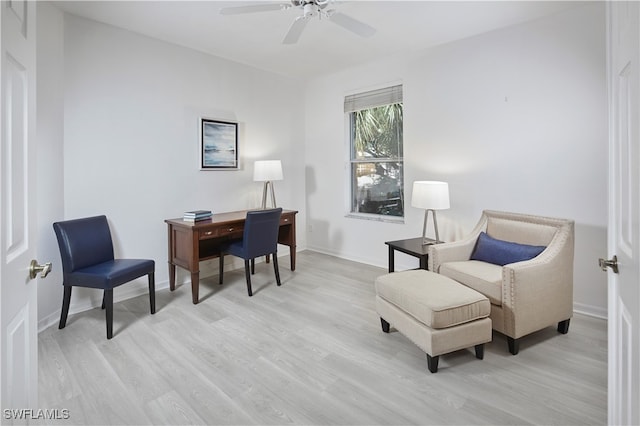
328, 12, 376, 38
220, 3, 289, 15
282, 16, 309, 44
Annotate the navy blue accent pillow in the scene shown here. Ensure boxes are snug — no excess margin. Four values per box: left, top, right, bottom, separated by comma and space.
470, 232, 546, 266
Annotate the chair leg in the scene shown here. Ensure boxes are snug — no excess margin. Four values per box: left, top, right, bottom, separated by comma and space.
426, 354, 439, 373
558, 319, 570, 334
273, 253, 281, 286
148, 272, 156, 315
250, 258, 255, 275
104, 289, 114, 339
101, 293, 106, 309
59, 286, 72, 329
219, 253, 224, 285
507, 337, 519, 355
244, 259, 253, 296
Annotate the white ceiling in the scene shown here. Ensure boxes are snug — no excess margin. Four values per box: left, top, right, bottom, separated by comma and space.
54, 0, 586, 80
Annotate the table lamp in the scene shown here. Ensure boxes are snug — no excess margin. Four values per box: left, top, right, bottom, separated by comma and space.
253, 160, 283, 209
411, 181, 450, 245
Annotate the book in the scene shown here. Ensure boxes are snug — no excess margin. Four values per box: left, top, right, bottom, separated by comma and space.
184, 209, 212, 217
183, 216, 212, 222
183, 210, 212, 222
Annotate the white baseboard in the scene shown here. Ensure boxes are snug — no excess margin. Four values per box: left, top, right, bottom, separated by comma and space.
574, 302, 607, 320
304, 245, 384, 270
38, 312, 61, 333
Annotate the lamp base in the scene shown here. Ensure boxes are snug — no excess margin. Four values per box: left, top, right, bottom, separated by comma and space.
260, 181, 277, 209
421, 238, 440, 246
421, 209, 442, 245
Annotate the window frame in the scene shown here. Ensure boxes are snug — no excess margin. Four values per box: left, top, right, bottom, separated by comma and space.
344, 84, 404, 223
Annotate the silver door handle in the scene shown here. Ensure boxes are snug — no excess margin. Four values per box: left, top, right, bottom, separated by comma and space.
598, 255, 619, 274
29, 260, 52, 279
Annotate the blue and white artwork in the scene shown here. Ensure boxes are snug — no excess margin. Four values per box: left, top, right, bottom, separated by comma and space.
201, 119, 238, 169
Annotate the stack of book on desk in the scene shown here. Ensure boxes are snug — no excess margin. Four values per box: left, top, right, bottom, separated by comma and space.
183, 210, 212, 222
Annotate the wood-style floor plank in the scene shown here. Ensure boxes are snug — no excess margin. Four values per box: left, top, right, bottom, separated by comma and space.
38, 251, 607, 425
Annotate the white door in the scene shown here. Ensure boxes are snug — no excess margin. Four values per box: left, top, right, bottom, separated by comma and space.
1, 0, 42, 416
605, 1, 640, 424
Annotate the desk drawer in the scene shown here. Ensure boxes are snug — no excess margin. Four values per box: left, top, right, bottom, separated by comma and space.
218, 224, 243, 237
199, 229, 219, 240
280, 215, 293, 225
199, 224, 243, 240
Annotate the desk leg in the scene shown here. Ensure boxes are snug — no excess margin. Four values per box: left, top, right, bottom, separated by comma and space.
191, 272, 199, 304
169, 263, 176, 291
388, 246, 395, 273
261, 250, 296, 270
290, 245, 296, 271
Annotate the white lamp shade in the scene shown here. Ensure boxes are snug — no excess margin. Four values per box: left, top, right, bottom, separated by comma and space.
253, 160, 283, 181
411, 181, 450, 210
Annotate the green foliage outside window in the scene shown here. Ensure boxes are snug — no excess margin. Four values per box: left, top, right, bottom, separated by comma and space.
351, 103, 404, 217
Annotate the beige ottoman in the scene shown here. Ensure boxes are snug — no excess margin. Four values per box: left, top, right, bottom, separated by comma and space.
375, 269, 492, 373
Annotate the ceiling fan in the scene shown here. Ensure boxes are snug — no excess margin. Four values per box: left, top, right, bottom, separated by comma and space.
220, 0, 376, 44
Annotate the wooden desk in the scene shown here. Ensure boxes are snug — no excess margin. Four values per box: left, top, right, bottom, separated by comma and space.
165, 209, 298, 304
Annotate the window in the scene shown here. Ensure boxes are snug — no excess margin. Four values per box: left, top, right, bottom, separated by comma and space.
345, 85, 403, 219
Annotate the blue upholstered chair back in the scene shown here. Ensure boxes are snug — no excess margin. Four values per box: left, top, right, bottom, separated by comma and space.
53, 215, 115, 274
237, 208, 282, 259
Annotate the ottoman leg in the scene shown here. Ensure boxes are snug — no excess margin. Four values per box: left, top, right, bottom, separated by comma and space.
426, 354, 439, 373
380, 318, 390, 333
475, 344, 484, 360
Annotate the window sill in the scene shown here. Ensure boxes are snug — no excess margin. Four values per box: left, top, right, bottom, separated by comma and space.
345, 213, 405, 224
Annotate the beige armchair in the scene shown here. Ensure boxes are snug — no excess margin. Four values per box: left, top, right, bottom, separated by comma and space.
428, 210, 574, 355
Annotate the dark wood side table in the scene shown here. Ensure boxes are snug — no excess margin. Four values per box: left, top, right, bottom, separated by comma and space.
384, 237, 437, 272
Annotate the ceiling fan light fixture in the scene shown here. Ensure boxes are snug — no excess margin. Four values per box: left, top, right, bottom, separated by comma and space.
221, 0, 376, 45
303, 3, 320, 18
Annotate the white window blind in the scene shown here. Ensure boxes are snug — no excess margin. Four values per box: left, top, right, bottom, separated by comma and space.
344, 85, 403, 113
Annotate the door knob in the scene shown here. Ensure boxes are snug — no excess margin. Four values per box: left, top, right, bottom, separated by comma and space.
598, 255, 619, 274
29, 260, 52, 279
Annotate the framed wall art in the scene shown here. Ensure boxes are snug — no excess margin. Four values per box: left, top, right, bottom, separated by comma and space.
200, 118, 238, 170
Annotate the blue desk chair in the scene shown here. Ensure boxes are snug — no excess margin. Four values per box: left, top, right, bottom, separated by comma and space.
219, 208, 282, 296
53, 215, 155, 339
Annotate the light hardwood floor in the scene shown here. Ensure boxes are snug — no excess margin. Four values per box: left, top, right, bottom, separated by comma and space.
38, 250, 607, 425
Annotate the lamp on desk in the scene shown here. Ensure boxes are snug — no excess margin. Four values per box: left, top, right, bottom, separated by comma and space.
411, 181, 450, 245
254, 160, 283, 209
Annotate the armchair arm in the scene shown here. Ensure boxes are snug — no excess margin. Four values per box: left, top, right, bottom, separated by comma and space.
428, 237, 477, 272
428, 213, 488, 272
500, 221, 574, 338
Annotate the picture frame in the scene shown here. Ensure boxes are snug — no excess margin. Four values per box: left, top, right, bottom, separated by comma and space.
200, 118, 239, 170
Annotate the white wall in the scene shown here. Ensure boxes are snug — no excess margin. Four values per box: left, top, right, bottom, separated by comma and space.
36, 3, 66, 328
37, 14, 306, 329
304, 3, 608, 317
